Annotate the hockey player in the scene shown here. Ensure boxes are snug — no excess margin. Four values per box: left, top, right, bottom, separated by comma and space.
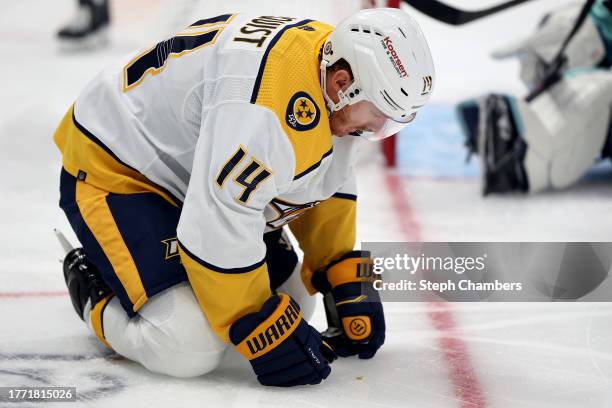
457, 0, 612, 195
54, 9, 435, 385
57, 0, 110, 45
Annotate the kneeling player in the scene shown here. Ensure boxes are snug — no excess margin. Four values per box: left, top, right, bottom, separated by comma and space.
54, 9, 434, 385
457, 0, 612, 195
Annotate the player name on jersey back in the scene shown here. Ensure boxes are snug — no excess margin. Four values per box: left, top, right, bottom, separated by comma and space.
231, 16, 297, 49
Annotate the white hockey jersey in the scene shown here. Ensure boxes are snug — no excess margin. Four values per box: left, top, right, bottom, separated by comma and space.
54, 13, 362, 341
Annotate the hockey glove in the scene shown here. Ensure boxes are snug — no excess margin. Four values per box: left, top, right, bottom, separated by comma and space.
312, 251, 385, 359
229, 293, 336, 387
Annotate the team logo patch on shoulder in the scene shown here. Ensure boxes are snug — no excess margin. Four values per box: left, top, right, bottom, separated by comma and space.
286, 92, 320, 131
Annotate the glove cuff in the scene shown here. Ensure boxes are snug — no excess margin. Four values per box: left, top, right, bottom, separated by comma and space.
311, 251, 374, 293
231, 293, 303, 360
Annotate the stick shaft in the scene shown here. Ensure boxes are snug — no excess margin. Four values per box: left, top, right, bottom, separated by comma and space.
403, 0, 536, 25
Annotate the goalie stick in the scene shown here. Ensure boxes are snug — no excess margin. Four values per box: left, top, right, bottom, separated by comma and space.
402, 0, 536, 25
525, 0, 598, 101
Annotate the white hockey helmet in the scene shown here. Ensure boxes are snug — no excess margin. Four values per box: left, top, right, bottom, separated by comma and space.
321, 8, 435, 140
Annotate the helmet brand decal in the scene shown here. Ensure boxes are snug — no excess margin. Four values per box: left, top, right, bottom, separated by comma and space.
382, 36, 408, 78
421, 75, 433, 95
286, 92, 320, 131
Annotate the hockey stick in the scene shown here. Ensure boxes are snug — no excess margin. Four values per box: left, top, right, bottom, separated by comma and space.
525, 0, 598, 101
402, 0, 537, 25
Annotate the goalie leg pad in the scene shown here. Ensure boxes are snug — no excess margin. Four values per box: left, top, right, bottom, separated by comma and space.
525, 71, 612, 190
456, 98, 480, 157
462, 70, 612, 194
479, 94, 529, 195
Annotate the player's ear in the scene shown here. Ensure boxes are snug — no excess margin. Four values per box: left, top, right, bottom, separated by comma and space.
327, 69, 351, 96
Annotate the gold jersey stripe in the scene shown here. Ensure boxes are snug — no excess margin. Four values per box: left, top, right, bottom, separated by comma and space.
90, 294, 113, 349
75, 181, 148, 311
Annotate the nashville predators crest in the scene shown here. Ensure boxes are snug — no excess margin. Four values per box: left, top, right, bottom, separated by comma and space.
286, 92, 320, 131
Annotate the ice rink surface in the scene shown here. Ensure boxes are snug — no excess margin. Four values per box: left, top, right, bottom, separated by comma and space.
1, 1, 612, 407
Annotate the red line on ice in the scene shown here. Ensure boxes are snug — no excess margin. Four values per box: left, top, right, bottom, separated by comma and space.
0, 291, 68, 299
384, 169, 487, 408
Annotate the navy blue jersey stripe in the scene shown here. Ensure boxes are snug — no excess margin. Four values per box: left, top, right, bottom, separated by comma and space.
249, 19, 313, 104
72, 109, 137, 172
190, 14, 235, 27
178, 240, 266, 274
293, 147, 333, 181
332, 192, 357, 201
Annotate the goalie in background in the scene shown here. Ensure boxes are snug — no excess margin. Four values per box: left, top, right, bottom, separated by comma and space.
457, 0, 612, 195
57, 0, 110, 46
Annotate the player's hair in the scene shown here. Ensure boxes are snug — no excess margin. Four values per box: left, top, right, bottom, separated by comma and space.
327, 58, 354, 81
319, 45, 354, 81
